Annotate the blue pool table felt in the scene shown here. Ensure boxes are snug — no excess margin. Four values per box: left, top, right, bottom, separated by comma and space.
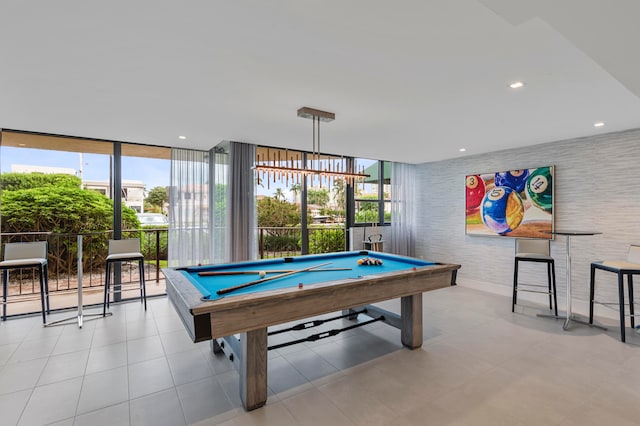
179, 251, 435, 300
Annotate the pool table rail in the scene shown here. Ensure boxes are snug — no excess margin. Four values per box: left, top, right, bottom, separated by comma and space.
163, 261, 460, 342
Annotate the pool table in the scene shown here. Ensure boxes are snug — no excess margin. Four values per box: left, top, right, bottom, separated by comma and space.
163, 251, 460, 410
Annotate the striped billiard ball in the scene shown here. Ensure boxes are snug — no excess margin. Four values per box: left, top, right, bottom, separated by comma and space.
481, 186, 524, 235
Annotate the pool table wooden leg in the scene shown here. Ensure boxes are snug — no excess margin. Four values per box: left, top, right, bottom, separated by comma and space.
401, 294, 423, 349
240, 328, 268, 410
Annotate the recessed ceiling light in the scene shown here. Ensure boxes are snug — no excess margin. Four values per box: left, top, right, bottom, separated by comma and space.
18, 143, 26, 147
509, 81, 525, 89
178, 135, 187, 140
459, 148, 466, 152
593, 122, 605, 127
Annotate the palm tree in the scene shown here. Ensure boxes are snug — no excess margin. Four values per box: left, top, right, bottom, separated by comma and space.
332, 178, 346, 208
273, 188, 285, 201
290, 183, 301, 204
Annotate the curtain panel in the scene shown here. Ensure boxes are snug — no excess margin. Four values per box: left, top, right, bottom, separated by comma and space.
168, 148, 210, 266
390, 162, 416, 257
226, 142, 257, 262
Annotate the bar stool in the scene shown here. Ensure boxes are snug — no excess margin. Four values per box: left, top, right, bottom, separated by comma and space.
0, 241, 50, 323
589, 245, 640, 342
103, 238, 146, 316
512, 239, 558, 315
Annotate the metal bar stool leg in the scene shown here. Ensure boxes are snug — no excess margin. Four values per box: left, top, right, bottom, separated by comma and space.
139, 259, 147, 310
618, 272, 626, 342
512, 259, 519, 312
628, 274, 635, 329
103, 261, 111, 317
547, 262, 553, 310
2, 270, 7, 321
39, 265, 46, 324
589, 265, 596, 324
551, 260, 558, 316
44, 264, 50, 314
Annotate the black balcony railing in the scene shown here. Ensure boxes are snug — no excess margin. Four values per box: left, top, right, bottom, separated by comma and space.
0, 229, 168, 317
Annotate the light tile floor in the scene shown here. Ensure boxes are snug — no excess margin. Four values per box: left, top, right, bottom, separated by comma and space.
1, 286, 639, 425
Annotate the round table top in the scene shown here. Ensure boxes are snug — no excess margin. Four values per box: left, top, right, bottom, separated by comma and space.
542, 230, 602, 236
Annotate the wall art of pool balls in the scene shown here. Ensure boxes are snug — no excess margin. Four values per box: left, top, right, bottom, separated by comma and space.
465, 166, 554, 238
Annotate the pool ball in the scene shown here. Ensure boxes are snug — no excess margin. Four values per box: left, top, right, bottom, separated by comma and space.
481, 186, 524, 234
465, 175, 486, 214
526, 167, 553, 211
494, 169, 529, 193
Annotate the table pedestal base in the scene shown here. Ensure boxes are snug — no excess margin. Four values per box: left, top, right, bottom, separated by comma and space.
537, 312, 607, 331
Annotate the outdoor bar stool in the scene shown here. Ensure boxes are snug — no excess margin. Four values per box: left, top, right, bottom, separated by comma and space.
589, 245, 640, 342
103, 238, 146, 316
0, 241, 50, 323
512, 238, 558, 315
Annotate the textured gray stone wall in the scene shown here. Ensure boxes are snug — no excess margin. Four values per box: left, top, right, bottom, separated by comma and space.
414, 128, 640, 318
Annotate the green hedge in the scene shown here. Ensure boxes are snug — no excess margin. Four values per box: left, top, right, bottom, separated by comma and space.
139, 228, 169, 260
308, 228, 345, 254
263, 232, 301, 252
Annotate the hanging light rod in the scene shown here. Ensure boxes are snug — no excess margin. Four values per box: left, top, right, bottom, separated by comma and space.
297, 107, 335, 122
254, 164, 368, 179
254, 107, 369, 189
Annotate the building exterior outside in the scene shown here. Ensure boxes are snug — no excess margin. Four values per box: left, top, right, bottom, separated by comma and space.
10, 164, 146, 213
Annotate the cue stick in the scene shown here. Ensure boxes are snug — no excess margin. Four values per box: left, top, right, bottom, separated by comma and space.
372, 222, 378, 251
198, 267, 351, 277
216, 262, 332, 295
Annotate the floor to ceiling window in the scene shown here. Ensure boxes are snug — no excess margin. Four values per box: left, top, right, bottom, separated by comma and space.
253, 147, 394, 256
0, 130, 170, 317
353, 158, 391, 226
255, 147, 350, 257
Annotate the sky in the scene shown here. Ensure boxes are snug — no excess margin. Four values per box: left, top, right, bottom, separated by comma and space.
1, 147, 170, 191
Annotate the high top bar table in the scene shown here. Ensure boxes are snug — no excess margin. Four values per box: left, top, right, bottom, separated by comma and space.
45, 235, 110, 328
538, 230, 606, 330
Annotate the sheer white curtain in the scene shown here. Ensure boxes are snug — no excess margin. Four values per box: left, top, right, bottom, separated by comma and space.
390, 162, 417, 257
226, 142, 257, 262
168, 148, 210, 266
210, 143, 229, 264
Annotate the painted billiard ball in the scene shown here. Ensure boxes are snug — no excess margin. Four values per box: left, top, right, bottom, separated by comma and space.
526, 167, 553, 211
465, 175, 486, 214
494, 169, 529, 193
481, 186, 524, 234
258, 271, 266, 278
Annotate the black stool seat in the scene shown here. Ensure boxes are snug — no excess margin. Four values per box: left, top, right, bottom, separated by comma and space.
513, 239, 558, 315
589, 246, 640, 342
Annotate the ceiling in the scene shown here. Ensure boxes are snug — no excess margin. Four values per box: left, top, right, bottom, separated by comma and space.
1, 0, 640, 164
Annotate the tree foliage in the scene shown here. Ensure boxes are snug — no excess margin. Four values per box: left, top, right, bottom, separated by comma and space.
332, 178, 346, 207
145, 186, 168, 212
0, 173, 140, 273
307, 188, 330, 206
0, 172, 81, 191
0, 173, 138, 233
257, 197, 300, 227
290, 183, 301, 203
308, 228, 345, 254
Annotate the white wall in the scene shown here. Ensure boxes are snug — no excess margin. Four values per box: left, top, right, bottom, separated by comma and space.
414, 128, 640, 319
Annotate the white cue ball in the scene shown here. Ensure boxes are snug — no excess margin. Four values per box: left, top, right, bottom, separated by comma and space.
259, 271, 266, 278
